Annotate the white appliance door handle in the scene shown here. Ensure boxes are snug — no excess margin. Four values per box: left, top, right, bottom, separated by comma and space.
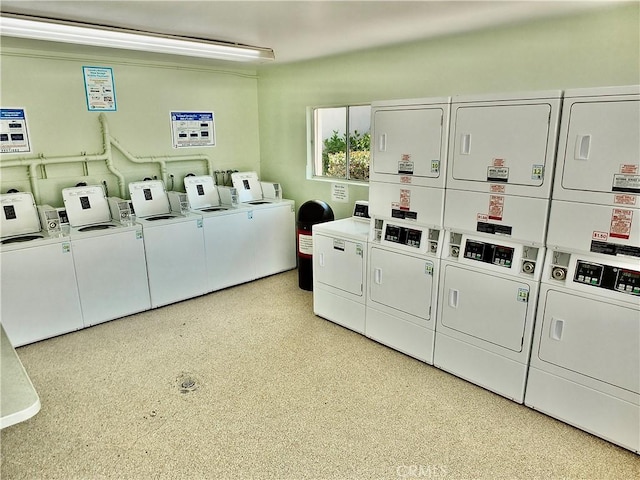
378, 133, 387, 152
374, 268, 382, 285
550, 318, 564, 341
460, 134, 471, 155
448, 289, 459, 309
319, 253, 325, 267
575, 135, 591, 160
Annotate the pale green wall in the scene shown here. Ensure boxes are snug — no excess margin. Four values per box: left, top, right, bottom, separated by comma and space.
0, 40, 261, 207
1, 4, 638, 214
257, 3, 640, 219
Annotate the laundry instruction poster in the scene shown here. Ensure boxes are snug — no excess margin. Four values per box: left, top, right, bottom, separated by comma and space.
0, 108, 31, 153
83, 66, 117, 111
170, 111, 216, 148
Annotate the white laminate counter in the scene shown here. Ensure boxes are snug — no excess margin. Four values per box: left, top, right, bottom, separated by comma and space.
1, 324, 40, 429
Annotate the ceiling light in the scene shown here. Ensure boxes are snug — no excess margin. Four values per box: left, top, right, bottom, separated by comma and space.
0, 13, 275, 63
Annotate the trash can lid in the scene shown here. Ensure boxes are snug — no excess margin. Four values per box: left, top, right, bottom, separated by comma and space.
297, 200, 334, 223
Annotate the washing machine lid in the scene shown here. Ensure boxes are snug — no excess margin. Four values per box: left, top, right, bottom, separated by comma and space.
184, 175, 221, 209
231, 171, 264, 203
0, 192, 41, 237
129, 180, 171, 217
62, 185, 112, 227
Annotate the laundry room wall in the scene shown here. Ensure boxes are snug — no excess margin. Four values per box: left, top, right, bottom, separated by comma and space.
256, 2, 640, 219
0, 39, 261, 207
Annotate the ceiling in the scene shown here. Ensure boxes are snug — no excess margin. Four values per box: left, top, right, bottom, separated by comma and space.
0, 1, 622, 64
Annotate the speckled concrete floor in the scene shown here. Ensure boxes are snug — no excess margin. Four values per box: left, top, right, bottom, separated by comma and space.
1, 270, 638, 479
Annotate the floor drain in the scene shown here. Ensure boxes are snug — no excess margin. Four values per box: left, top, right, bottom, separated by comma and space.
181, 379, 195, 389
176, 373, 198, 393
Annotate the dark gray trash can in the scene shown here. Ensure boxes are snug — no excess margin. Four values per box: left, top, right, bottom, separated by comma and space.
297, 200, 334, 291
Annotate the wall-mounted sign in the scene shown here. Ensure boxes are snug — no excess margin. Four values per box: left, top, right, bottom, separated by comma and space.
83, 66, 117, 111
170, 111, 216, 148
331, 183, 349, 203
0, 108, 31, 153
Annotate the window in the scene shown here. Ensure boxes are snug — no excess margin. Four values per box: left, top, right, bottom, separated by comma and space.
309, 104, 371, 182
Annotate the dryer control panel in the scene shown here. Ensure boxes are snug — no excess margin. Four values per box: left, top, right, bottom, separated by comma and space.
574, 260, 640, 296
384, 224, 422, 248
464, 239, 514, 268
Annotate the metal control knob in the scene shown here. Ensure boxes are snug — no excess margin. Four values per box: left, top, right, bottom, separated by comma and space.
551, 266, 567, 281
430, 242, 438, 253
450, 246, 460, 258
522, 261, 536, 274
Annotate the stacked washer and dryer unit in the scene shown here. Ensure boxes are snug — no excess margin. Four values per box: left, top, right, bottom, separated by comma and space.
525, 86, 640, 453
365, 97, 451, 363
435, 91, 562, 403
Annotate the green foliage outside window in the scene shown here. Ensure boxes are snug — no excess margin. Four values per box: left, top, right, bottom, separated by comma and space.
322, 130, 370, 181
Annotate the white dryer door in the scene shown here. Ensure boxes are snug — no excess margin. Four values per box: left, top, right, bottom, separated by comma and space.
451, 103, 552, 187
536, 290, 639, 394
369, 247, 434, 320
440, 264, 530, 352
560, 99, 640, 195
372, 107, 445, 179
314, 234, 364, 296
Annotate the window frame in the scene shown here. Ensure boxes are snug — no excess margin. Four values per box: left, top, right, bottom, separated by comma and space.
306, 103, 371, 185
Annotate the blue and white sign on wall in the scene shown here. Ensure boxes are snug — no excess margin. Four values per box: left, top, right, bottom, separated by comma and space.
0, 108, 31, 153
170, 111, 215, 148
83, 66, 117, 111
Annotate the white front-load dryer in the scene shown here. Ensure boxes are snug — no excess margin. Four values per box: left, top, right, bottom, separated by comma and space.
435, 232, 545, 403
365, 218, 442, 364
525, 250, 639, 453
1, 192, 83, 346
62, 185, 151, 326
129, 180, 207, 308
312, 213, 370, 334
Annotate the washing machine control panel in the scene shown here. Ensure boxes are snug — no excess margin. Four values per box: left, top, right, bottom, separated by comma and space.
384, 224, 422, 248
574, 260, 640, 296
464, 239, 514, 268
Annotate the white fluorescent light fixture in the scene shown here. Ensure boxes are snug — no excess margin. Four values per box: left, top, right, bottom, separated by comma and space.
0, 14, 275, 63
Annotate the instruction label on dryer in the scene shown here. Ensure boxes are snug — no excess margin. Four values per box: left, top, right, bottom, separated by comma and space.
612, 174, 640, 194
487, 166, 509, 182
488, 195, 504, 221
610, 208, 633, 239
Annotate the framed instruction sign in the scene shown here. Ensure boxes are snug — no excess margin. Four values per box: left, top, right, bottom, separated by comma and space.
0, 108, 31, 153
170, 111, 216, 148
83, 66, 117, 111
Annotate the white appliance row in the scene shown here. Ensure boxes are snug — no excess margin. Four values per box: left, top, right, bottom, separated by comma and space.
312, 86, 639, 453
1, 172, 296, 347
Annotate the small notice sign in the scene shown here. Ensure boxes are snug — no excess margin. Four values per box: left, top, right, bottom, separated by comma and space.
170, 111, 215, 148
83, 66, 117, 111
0, 108, 31, 153
331, 183, 349, 203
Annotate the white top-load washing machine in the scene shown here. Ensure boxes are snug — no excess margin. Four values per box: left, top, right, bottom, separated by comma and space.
129, 180, 208, 308
230, 171, 296, 280
366, 96, 451, 364
525, 85, 640, 453
436, 90, 562, 403
312, 201, 370, 334
1, 192, 83, 346
183, 174, 254, 292
62, 185, 151, 326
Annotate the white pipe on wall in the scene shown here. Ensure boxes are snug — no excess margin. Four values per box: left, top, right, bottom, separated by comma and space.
0, 114, 214, 203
